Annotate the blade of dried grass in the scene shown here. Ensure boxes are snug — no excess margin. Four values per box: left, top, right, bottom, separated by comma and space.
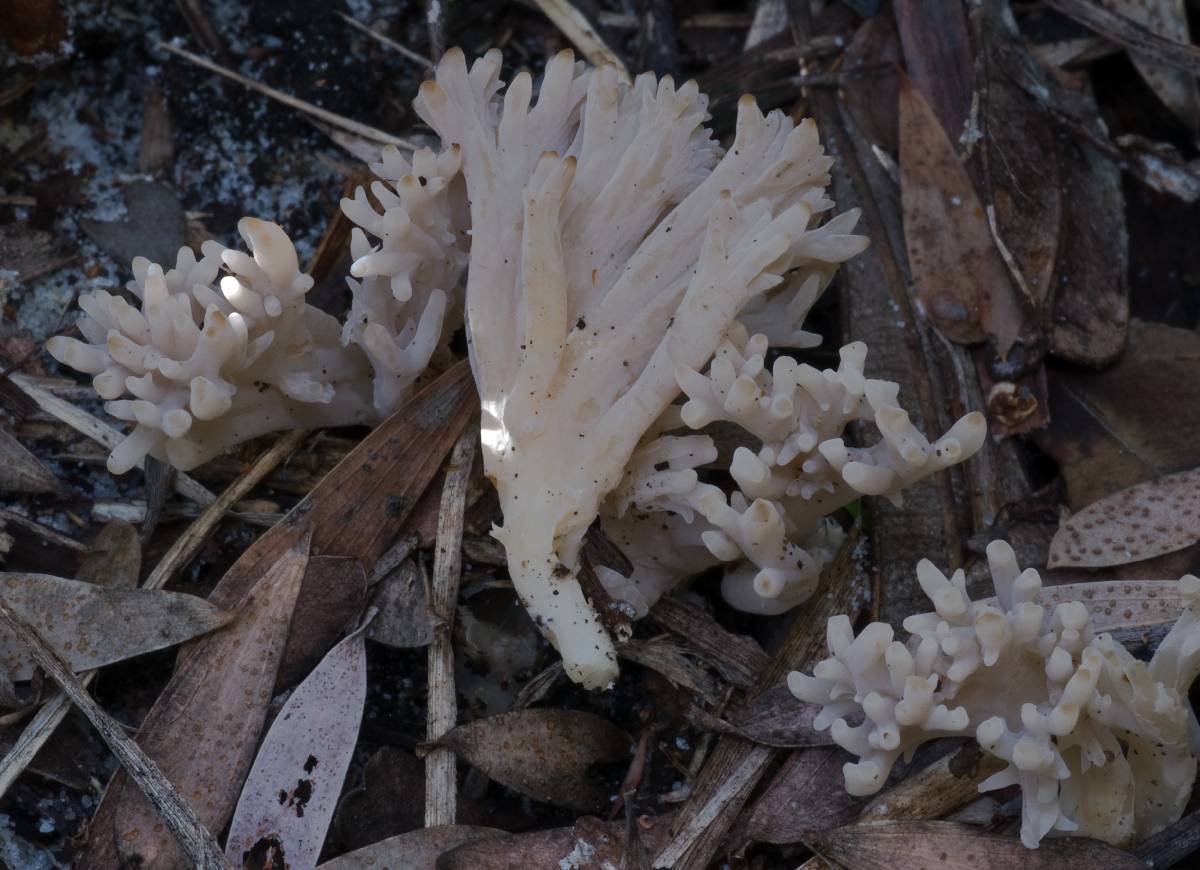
7, 372, 216, 507
337, 11, 433, 69
858, 744, 1005, 823
143, 429, 308, 591
0, 598, 228, 869
426, 426, 477, 827
0, 508, 86, 552
157, 41, 420, 151
530, 0, 631, 81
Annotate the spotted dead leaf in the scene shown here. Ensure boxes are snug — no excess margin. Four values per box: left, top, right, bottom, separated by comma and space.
0, 572, 232, 681
808, 820, 1146, 869
316, 825, 501, 870
226, 620, 369, 870
437, 815, 674, 870
425, 709, 629, 812
990, 580, 1183, 631
746, 747, 864, 844
1049, 468, 1200, 569
899, 74, 1022, 356
82, 533, 309, 870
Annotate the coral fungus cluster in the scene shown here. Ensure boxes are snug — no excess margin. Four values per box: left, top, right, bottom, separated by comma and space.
50, 48, 981, 688
790, 540, 1200, 849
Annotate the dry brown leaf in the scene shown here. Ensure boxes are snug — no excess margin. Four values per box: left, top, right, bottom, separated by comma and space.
0, 427, 64, 495
81, 533, 309, 869
1037, 321, 1200, 510
426, 709, 629, 813
1049, 468, 1200, 569
75, 520, 141, 588
1034, 580, 1182, 629
276, 555, 368, 689
900, 74, 1021, 356
437, 814, 674, 870
317, 825, 502, 870
746, 747, 864, 844
808, 820, 1146, 869
226, 621, 369, 869
0, 573, 232, 681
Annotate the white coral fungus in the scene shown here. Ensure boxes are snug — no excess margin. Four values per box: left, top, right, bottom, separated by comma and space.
414, 47, 870, 687
789, 540, 1200, 849
599, 333, 986, 617
48, 219, 377, 472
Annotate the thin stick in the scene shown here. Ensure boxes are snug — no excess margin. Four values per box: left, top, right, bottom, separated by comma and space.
8, 373, 216, 507
0, 508, 87, 552
0, 679, 89, 798
143, 429, 308, 591
157, 42, 419, 152
0, 600, 228, 869
424, 425, 476, 827
337, 13, 434, 69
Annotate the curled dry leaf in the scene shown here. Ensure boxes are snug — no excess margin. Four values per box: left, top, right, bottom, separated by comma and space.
746, 747, 864, 844
0, 572, 232, 681
1049, 468, 1200, 569
1099, 0, 1200, 131
316, 825, 501, 870
899, 74, 1022, 357
82, 533, 309, 869
807, 820, 1147, 869
425, 709, 630, 813
75, 520, 141, 588
0, 428, 64, 495
366, 559, 432, 649
226, 621, 370, 870
437, 814, 675, 870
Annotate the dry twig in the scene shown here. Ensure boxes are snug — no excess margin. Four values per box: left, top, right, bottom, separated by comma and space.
425, 425, 478, 826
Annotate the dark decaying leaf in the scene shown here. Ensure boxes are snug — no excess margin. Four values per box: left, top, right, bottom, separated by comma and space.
894, 0, 973, 138
0, 427, 64, 495
75, 519, 141, 588
82, 534, 309, 869
0, 572, 232, 681
366, 559, 432, 649
979, 1, 1063, 313
317, 825, 502, 870
899, 75, 1024, 358
81, 179, 186, 269
619, 638, 723, 705
426, 709, 630, 812
1049, 468, 1200, 569
276, 555, 368, 689
226, 621, 369, 870
1048, 120, 1130, 367
746, 747, 864, 844
1036, 321, 1200, 510
436, 814, 675, 870
808, 820, 1146, 869
332, 748, 502, 853
687, 684, 828, 748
